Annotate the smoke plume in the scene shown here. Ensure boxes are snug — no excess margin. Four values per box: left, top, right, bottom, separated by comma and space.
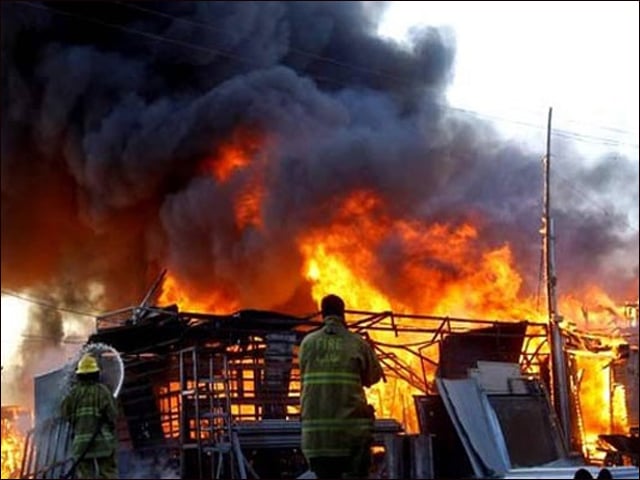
2, 0, 638, 325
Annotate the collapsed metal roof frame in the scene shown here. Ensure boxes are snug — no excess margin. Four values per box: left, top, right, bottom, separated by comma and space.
92, 304, 550, 394
343, 309, 548, 393
21, 304, 553, 479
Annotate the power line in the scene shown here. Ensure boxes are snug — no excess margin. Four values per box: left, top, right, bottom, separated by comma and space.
1, 334, 86, 345
452, 107, 640, 150
15, 0, 640, 235
455, 103, 638, 138
108, 2, 640, 146
12, 4, 639, 250
552, 130, 638, 150
562, 116, 637, 138
0, 289, 99, 318
112, 1, 405, 84
552, 169, 639, 235
20, 1, 407, 91
18, 2, 640, 151
20, 2, 262, 66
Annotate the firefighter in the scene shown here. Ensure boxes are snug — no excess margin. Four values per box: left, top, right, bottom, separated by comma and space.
299, 294, 384, 479
61, 353, 118, 479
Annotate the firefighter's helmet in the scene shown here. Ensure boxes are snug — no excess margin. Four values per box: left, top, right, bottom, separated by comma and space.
76, 353, 100, 374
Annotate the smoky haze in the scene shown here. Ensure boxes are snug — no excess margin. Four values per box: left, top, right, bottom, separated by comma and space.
1, 0, 638, 325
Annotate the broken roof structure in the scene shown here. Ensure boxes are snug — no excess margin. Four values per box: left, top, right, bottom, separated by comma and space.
20, 303, 639, 479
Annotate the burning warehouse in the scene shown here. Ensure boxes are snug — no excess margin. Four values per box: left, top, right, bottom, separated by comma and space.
11, 298, 640, 479
1, 1, 639, 479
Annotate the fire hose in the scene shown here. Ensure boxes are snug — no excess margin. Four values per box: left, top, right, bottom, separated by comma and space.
83, 343, 124, 399
61, 406, 109, 480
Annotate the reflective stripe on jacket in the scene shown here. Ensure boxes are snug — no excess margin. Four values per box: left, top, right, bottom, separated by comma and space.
61, 380, 118, 458
299, 315, 383, 459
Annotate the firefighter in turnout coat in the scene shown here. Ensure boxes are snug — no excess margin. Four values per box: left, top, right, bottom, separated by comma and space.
300, 294, 384, 479
61, 353, 118, 479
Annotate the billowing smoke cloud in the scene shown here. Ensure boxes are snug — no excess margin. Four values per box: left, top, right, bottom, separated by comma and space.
1, 0, 638, 328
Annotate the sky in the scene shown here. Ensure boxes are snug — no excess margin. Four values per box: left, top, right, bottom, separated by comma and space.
378, 1, 639, 159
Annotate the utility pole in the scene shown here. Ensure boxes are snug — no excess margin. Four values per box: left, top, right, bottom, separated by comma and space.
542, 107, 572, 451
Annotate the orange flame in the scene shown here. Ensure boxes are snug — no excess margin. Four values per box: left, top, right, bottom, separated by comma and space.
156, 175, 632, 448
563, 286, 633, 333
157, 381, 181, 439
574, 350, 629, 460
297, 190, 544, 430
200, 126, 268, 230
158, 273, 239, 313
300, 189, 542, 319
561, 290, 634, 459
1, 417, 25, 479
234, 180, 265, 230
202, 126, 264, 183
298, 189, 632, 440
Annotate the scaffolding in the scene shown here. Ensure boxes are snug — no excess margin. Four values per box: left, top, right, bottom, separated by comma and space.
179, 347, 250, 479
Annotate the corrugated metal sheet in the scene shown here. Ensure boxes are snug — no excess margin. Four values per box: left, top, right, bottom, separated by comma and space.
436, 377, 511, 477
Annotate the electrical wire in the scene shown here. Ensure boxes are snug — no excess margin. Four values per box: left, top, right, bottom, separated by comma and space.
11, 1, 640, 237
552, 169, 639, 235
16, 1, 639, 150
451, 107, 639, 150
0, 289, 99, 318
111, 0, 405, 84
0, 335, 86, 345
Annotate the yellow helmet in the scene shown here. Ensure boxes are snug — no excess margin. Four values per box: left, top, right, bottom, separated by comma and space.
76, 354, 100, 374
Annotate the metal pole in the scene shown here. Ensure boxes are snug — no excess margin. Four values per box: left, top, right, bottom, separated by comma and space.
542, 107, 572, 450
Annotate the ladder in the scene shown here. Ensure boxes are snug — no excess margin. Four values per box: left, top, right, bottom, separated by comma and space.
179, 347, 250, 479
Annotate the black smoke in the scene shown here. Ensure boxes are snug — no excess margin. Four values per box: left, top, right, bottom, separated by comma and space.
1, 0, 637, 323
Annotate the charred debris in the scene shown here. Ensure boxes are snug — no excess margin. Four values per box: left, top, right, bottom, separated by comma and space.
20, 298, 639, 479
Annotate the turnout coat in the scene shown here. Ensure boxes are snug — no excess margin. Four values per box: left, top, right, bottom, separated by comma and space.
299, 315, 384, 459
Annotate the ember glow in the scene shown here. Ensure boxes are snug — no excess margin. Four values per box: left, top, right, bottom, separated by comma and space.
201, 126, 268, 230
201, 126, 265, 184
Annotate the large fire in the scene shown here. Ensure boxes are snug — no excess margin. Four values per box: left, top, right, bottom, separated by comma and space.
2, 128, 623, 465
157, 156, 633, 460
